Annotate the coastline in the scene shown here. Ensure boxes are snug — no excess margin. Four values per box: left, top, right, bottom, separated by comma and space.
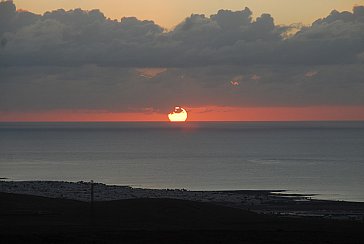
1, 180, 363, 221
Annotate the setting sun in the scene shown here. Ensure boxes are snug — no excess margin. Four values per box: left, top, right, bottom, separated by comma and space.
168, 106, 188, 122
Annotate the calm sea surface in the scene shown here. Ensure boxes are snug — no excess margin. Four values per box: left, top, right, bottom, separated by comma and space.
0, 122, 363, 201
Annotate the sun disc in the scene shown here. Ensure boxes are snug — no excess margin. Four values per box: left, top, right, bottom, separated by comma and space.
168, 106, 188, 122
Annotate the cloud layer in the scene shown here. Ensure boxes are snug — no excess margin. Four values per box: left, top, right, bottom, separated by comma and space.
0, 1, 363, 113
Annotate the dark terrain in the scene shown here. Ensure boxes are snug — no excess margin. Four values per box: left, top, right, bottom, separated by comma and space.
1, 192, 363, 243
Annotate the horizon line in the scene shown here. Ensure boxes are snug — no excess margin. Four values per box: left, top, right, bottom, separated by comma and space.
1, 120, 363, 123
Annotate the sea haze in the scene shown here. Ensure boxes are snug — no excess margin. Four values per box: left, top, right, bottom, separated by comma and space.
0, 122, 363, 202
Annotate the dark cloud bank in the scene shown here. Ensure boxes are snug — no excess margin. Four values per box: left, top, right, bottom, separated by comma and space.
0, 1, 363, 113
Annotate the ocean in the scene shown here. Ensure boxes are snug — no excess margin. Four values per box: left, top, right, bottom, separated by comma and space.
0, 122, 363, 202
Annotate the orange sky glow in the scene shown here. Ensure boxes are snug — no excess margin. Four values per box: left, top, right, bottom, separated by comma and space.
1, 106, 363, 122
13, 0, 364, 28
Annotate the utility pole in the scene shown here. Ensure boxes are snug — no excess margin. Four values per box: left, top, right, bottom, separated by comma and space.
90, 180, 94, 205
89, 180, 95, 241
90, 180, 94, 227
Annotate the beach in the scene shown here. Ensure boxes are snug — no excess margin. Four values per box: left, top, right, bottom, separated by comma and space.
1, 180, 364, 221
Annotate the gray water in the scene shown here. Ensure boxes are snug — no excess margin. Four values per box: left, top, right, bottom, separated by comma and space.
0, 122, 363, 201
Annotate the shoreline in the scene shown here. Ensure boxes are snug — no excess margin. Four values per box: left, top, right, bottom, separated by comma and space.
0, 180, 294, 202
1, 180, 364, 221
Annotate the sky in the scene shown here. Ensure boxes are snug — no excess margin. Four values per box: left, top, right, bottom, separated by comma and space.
1, 0, 364, 121
12, 0, 364, 28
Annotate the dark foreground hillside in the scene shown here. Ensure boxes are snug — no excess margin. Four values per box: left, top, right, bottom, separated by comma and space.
1, 192, 363, 244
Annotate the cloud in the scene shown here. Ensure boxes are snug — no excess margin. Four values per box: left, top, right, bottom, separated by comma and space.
0, 1, 364, 113
1, 2, 363, 68
358, 52, 364, 62
251, 74, 261, 81
305, 71, 318, 77
136, 68, 167, 78
230, 80, 240, 86
1, 2, 364, 67
1, 64, 363, 113
0, 1, 39, 36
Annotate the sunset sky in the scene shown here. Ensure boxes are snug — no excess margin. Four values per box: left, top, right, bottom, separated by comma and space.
12, 0, 364, 28
1, 0, 364, 121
